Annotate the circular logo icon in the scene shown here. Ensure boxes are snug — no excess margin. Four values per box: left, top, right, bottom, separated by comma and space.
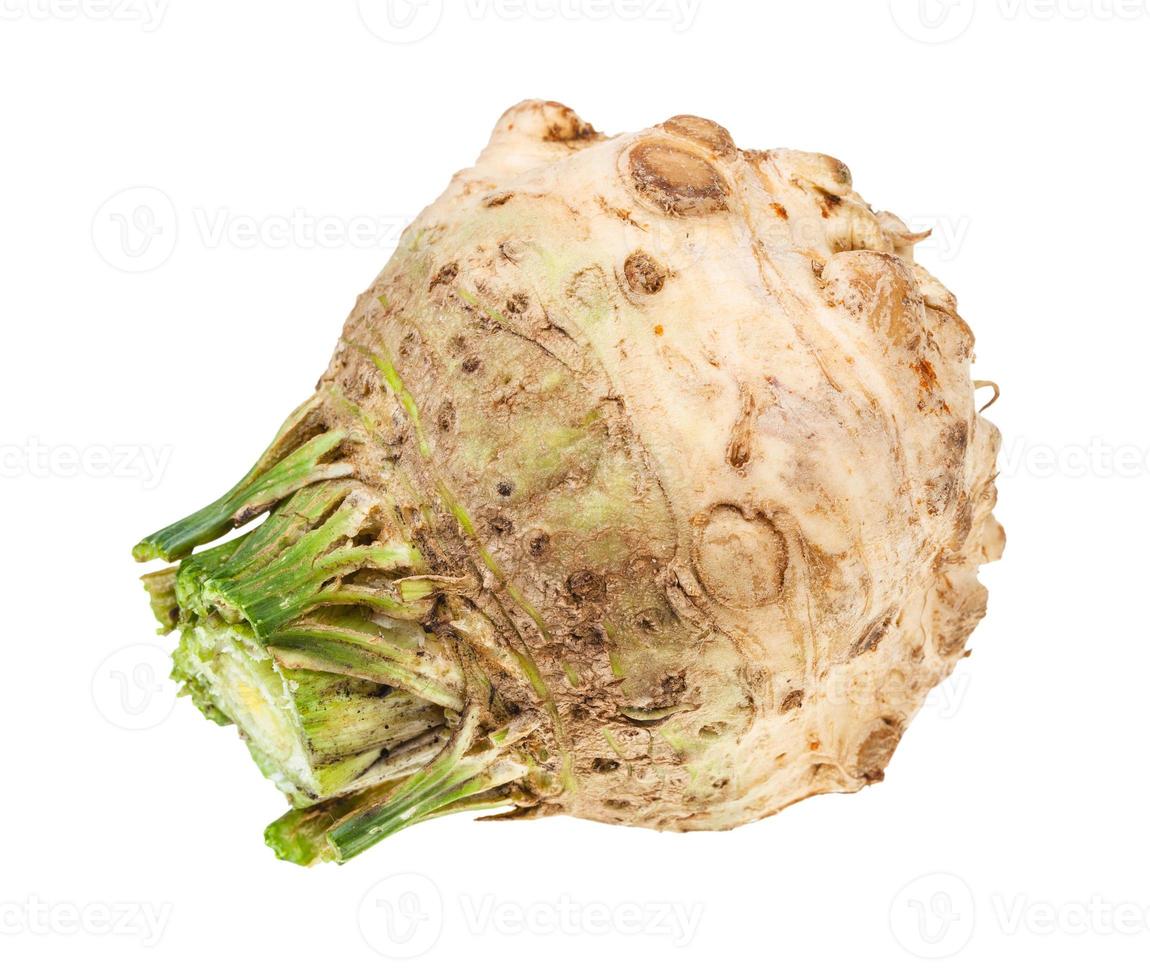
890, 872, 975, 959
359, 873, 443, 958
92, 643, 177, 730
91, 187, 178, 273
358, 0, 443, 44
889, 0, 976, 44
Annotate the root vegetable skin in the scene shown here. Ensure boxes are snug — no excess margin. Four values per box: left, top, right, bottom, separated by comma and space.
137, 100, 1003, 860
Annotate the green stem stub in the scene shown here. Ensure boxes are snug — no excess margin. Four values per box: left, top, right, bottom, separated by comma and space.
264, 709, 534, 865
141, 566, 179, 634
134, 396, 535, 863
132, 395, 352, 563
192, 486, 424, 640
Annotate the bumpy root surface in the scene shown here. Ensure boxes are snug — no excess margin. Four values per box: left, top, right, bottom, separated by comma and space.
135, 101, 1003, 864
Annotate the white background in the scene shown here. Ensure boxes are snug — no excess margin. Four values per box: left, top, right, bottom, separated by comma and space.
2, 0, 1147, 975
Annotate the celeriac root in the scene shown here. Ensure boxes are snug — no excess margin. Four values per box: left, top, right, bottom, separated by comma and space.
136, 101, 1003, 863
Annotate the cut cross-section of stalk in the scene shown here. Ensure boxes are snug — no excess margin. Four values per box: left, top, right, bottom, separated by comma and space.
172, 618, 451, 804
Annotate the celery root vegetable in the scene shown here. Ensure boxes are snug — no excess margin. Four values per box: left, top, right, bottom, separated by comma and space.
134, 101, 1003, 865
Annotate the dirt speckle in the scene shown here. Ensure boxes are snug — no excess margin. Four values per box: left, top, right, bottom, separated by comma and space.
430, 262, 458, 289
851, 612, 894, 659
855, 720, 903, 783
913, 358, 939, 393
818, 189, 843, 218
624, 250, 668, 295
779, 689, 804, 713
567, 569, 606, 602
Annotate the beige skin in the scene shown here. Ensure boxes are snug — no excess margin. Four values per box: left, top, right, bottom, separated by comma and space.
303, 100, 1004, 832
